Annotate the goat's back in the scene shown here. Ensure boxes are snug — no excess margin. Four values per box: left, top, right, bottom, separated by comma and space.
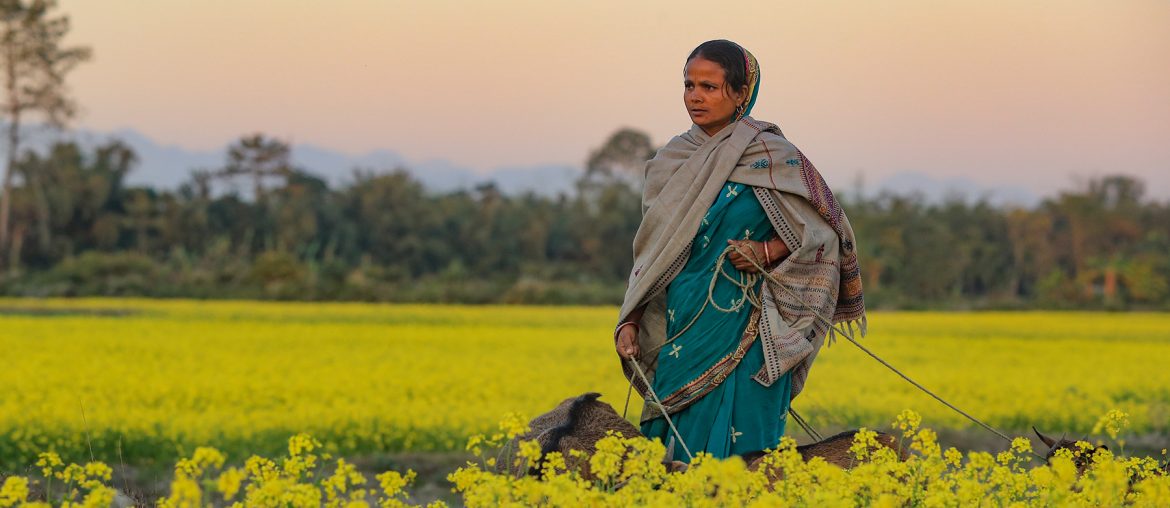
516, 392, 641, 479
749, 430, 907, 484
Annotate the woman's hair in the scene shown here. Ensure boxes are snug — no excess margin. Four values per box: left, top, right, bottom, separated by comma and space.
686, 40, 748, 92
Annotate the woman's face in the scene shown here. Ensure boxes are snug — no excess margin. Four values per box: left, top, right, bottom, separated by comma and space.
683, 56, 747, 136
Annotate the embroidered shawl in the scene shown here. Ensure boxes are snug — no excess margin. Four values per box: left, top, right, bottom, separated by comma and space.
617, 116, 865, 421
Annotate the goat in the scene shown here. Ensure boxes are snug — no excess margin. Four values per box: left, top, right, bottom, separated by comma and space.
1032, 426, 1170, 496
746, 429, 907, 486
1032, 426, 1109, 474
514, 392, 652, 480
753, 430, 905, 468
518, 392, 905, 482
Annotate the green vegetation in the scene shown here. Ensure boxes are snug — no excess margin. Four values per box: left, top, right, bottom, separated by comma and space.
0, 132, 1166, 309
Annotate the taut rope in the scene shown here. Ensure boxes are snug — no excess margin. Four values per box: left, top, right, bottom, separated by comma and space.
787, 408, 823, 442
622, 241, 1027, 457
728, 243, 1020, 446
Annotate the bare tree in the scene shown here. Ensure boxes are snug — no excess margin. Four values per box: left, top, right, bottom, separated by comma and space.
0, 0, 91, 269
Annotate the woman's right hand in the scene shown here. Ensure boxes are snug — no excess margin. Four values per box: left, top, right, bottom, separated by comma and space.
616, 324, 640, 359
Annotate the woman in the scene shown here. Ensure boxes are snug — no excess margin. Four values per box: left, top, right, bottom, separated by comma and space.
614, 40, 866, 463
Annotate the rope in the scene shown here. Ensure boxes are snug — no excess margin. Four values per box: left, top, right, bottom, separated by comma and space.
622, 241, 1031, 460
626, 357, 693, 461
788, 408, 823, 442
728, 243, 1024, 447
623, 383, 634, 419
639, 244, 765, 360
621, 243, 764, 423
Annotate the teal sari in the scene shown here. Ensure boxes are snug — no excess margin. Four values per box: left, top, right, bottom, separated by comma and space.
641, 181, 793, 462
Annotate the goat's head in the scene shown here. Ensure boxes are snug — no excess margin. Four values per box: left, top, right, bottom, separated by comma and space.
1033, 426, 1108, 472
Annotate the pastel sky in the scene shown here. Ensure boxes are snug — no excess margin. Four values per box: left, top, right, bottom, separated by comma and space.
59, 0, 1170, 197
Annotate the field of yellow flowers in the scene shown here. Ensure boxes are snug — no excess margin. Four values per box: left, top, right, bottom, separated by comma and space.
1, 298, 1168, 478
2, 412, 1168, 506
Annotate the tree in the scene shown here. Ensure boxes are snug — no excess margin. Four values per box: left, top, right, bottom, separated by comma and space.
216, 134, 296, 253
0, 0, 91, 270
343, 169, 440, 274
269, 169, 329, 254
5, 140, 134, 265
574, 128, 649, 278
580, 127, 655, 211
584, 128, 655, 182
218, 133, 295, 204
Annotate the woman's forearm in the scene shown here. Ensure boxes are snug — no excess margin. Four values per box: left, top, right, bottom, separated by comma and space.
765, 237, 790, 265
623, 304, 647, 324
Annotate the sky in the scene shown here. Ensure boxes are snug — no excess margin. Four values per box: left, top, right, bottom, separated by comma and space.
57, 0, 1170, 198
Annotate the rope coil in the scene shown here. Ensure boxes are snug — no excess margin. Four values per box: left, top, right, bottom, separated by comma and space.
727, 243, 1019, 445
623, 241, 1031, 459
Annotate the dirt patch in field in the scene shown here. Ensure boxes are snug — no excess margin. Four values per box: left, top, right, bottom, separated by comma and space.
352, 451, 475, 506
0, 306, 138, 317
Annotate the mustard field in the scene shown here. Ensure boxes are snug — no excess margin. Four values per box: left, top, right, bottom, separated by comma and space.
4, 412, 1170, 507
2, 298, 1169, 473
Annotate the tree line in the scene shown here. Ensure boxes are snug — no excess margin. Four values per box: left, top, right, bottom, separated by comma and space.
0, 130, 1166, 310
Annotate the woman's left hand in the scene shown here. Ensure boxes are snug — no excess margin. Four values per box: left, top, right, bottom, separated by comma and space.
726, 239, 767, 273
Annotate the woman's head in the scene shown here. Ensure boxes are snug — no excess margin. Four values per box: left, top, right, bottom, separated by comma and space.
683, 40, 758, 135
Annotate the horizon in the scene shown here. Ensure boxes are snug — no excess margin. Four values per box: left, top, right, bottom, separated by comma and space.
25, 123, 1126, 206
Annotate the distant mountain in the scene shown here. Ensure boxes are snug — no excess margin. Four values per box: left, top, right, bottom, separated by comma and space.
8, 126, 583, 197
5, 126, 1041, 204
859, 170, 1040, 207
78, 127, 222, 189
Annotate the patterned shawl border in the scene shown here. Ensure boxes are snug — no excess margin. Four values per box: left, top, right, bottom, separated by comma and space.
797, 149, 865, 325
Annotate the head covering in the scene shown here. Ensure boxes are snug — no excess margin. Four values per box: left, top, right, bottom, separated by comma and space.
733, 43, 761, 122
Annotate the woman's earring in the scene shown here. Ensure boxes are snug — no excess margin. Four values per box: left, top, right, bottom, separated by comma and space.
736, 103, 746, 117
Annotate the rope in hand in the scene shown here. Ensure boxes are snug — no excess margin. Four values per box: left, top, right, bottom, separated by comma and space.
622, 241, 1034, 459
726, 242, 1029, 451
641, 244, 767, 359
619, 241, 790, 457
619, 244, 768, 456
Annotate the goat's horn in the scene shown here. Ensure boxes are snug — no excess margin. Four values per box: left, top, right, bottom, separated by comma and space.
1032, 426, 1056, 448
663, 436, 676, 464
578, 392, 602, 403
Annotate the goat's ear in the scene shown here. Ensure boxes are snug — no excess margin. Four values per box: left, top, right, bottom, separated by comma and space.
663, 436, 676, 465
1033, 426, 1056, 448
